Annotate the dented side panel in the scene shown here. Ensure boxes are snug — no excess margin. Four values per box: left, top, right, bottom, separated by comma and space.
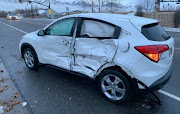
72, 38, 118, 78
36, 35, 72, 70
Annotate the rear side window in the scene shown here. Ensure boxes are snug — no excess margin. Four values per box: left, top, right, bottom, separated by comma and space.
142, 23, 170, 41
80, 20, 115, 38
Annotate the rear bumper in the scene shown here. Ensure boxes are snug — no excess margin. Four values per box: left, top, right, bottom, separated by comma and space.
132, 63, 173, 94
149, 63, 173, 91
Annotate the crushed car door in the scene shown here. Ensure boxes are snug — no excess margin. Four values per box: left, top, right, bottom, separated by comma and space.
72, 18, 120, 77
36, 18, 77, 70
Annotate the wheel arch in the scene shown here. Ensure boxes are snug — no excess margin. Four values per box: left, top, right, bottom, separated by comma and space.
21, 43, 38, 59
95, 63, 134, 82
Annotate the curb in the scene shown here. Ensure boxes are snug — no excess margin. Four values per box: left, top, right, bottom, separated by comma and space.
0, 59, 29, 114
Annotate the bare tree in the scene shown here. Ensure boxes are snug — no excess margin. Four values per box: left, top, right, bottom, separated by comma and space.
30, 4, 34, 18
138, 0, 156, 12
98, 0, 101, 12
0, 11, 7, 18
14, 9, 24, 14
101, 0, 106, 12
34, 5, 39, 18
110, 0, 116, 12
89, 0, 95, 12
135, 5, 143, 17
97, 0, 106, 12
81, 0, 86, 12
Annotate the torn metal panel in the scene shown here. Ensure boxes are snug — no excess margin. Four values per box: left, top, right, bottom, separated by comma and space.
72, 38, 118, 78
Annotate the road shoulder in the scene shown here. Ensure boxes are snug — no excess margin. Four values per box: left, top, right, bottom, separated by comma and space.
0, 59, 29, 114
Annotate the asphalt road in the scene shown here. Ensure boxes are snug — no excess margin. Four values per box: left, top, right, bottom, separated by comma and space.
0, 18, 180, 114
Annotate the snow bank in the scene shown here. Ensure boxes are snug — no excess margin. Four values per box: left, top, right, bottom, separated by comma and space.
164, 27, 180, 33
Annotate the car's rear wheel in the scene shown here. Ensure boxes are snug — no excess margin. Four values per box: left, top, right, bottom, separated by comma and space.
23, 48, 38, 70
98, 69, 132, 103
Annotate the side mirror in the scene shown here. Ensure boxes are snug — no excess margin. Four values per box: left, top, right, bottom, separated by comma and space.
38, 30, 44, 36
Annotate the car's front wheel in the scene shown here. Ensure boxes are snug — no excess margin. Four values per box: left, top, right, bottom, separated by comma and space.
98, 69, 132, 103
23, 48, 38, 70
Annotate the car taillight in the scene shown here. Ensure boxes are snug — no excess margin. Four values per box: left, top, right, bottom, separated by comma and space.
135, 45, 169, 62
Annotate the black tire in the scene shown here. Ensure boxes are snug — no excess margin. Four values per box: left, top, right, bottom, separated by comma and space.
23, 48, 39, 70
98, 69, 132, 103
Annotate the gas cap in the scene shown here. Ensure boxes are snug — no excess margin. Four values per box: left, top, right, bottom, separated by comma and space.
119, 42, 130, 52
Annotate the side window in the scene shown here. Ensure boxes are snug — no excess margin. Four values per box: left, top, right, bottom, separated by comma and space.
80, 20, 115, 38
45, 18, 75, 36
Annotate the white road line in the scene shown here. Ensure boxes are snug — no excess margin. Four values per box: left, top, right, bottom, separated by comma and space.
159, 90, 180, 102
175, 48, 180, 50
0, 21, 27, 34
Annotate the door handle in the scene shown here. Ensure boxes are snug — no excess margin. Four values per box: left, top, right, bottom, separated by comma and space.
62, 40, 70, 46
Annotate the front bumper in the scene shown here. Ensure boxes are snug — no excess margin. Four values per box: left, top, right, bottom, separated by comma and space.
132, 63, 173, 94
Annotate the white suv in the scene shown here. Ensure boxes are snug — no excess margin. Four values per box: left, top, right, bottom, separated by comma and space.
19, 13, 174, 103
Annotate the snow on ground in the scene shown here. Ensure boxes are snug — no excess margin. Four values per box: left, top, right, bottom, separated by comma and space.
164, 27, 180, 33
38, 10, 46, 14
50, 4, 83, 13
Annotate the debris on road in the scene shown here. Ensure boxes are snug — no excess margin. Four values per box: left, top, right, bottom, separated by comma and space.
0, 100, 21, 113
0, 89, 3, 93
6, 105, 13, 112
12, 93, 19, 98
0, 106, 4, 114
0, 78, 5, 83
16, 70, 22, 74
3, 85, 8, 90
22, 102, 27, 107
35, 100, 38, 104
0, 70, 3, 74
69, 97, 72, 101
0, 47, 31, 113
11, 100, 21, 106
142, 103, 151, 109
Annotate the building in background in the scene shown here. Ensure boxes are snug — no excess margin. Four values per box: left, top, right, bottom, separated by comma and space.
160, 0, 180, 11
38, 9, 60, 19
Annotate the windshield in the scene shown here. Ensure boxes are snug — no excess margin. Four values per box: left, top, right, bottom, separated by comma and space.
142, 23, 170, 41
8, 14, 15, 16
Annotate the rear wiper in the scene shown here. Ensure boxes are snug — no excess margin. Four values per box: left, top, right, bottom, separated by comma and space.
161, 35, 171, 40
167, 35, 171, 39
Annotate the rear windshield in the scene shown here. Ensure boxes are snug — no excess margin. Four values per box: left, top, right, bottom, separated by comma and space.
142, 23, 170, 41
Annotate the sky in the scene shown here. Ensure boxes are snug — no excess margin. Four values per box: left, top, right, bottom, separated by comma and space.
0, 0, 137, 12
0, 0, 179, 12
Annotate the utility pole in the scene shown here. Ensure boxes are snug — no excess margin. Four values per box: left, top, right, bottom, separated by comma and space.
48, 0, 51, 19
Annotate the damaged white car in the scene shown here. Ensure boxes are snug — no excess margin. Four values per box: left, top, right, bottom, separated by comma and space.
19, 13, 174, 103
